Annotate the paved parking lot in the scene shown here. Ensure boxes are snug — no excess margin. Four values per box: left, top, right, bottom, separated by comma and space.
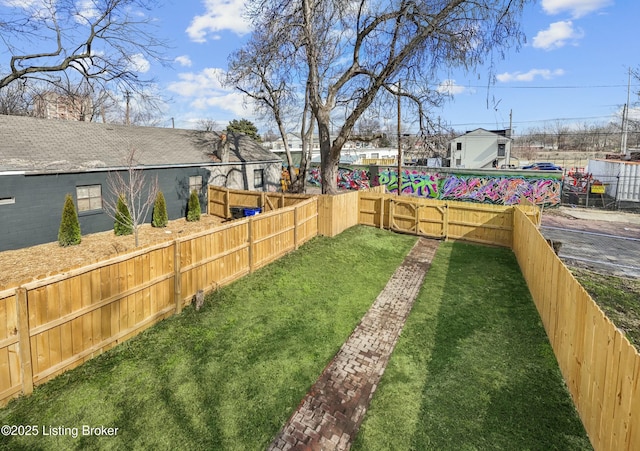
540, 207, 640, 278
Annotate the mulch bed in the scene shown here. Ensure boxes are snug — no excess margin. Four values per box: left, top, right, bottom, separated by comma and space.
0, 215, 224, 290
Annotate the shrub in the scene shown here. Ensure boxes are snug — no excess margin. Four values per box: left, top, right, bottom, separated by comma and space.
58, 194, 81, 246
152, 191, 168, 227
187, 189, 201, 222
114, 194, 133, 235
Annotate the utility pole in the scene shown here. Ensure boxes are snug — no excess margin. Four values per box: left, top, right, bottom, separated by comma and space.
508, 109, 513, 167
124, 90, 131, 126
621, 67, 631, 155
397, 81, 402, 196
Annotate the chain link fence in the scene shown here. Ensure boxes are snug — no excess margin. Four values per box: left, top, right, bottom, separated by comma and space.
562, 170, 640, 211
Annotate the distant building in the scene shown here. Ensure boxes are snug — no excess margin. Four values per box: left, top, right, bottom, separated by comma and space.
448, 128, 512, 169
33, 92, 93, 121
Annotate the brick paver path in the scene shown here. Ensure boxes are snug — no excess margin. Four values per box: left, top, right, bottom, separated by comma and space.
268, 238, 439, 451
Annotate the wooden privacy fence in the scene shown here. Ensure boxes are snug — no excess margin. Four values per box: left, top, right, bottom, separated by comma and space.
358, 191, 540, 247
0, 197, 318, 406
513, 207, 640, 451
3, 183, 635, 451
208, 185, 313, 219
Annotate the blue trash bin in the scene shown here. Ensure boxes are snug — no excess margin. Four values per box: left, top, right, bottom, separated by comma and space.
243, 207, 262, 216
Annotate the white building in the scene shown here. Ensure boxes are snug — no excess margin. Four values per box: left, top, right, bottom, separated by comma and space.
448, 128, 512, 169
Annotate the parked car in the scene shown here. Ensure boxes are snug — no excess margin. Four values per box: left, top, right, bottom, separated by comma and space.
522, 162, 563, 171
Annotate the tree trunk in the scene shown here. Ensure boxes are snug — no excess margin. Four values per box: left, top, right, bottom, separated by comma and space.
317, 109, 339, 194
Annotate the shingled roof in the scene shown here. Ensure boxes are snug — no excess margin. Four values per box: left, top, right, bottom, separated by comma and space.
0, 115, 280, 173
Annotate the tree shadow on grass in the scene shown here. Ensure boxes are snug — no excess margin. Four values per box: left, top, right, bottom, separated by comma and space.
410, 241, 592, 450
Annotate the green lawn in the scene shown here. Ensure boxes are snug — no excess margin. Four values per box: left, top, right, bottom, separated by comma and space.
0, 228, 592, 450
353, 242, 592, 450
0, 226, 417, 450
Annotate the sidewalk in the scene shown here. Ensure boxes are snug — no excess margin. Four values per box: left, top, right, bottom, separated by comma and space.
268, 238, 439, 450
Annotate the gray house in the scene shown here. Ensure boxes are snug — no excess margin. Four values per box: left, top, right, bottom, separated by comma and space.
0, 115, 282, 251
448, 128, 512, 169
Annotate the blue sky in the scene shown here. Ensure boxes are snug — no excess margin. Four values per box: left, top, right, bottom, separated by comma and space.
2, 0, 637, 137
153, 0, 637, 136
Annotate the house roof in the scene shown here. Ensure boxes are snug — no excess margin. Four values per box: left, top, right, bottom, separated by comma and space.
451, 128, 512, 140
0, 114, 280, 173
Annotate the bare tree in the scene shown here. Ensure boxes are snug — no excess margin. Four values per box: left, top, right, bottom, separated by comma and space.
103, 147, 159, 247
0, 81, 32, 115
225, 29, 304, 190
0, 0, 167, 96
240, 0, 530, 193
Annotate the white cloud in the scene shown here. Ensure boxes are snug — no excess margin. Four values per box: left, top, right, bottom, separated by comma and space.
75, 0, 100, 20
532, 21, 584, 50
437, 80, 467, 96
542, 0, 612, 18
128, 53, 150, 73
167, 68, 250, 116
186, 0, 251, 43
175, 55, 193, 67
496, 69, 565, 83
0, 0, 41, 8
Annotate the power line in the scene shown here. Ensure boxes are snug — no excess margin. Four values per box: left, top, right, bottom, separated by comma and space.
431, 83, 640, 90
449, 114, 624, 128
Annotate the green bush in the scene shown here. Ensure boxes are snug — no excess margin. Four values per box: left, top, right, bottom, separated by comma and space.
114, 194, 133, 235
58, 194, 81, 246
152, 191, 168, 227
187, 189, 201, 222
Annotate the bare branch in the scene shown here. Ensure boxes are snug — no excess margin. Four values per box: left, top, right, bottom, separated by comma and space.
0, 0, 168, 95
103, 146, 159, 247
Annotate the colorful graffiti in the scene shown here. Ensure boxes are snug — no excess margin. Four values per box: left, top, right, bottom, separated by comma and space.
440, 175, 561, 206
308, 167, 371, 190
376, 169, 561, 206
304, 165, 561, 206
378, 169, 439, 198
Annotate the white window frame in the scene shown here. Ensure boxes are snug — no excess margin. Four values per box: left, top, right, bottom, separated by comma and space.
189, 175, 203, 194
76, 185, 102, 212
253, 169, 264, 189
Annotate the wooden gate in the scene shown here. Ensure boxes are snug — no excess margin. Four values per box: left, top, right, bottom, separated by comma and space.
389, 199, 446, 238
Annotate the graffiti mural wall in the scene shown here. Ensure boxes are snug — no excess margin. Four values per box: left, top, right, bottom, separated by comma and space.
305, 165, 561, 206
308, 167, 371, 190
377, 169, 439, 198
376, 168, 562, 206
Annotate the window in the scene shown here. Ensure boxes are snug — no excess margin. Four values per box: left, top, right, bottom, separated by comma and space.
189, 175, 203, 194
497, 143, 506, 157
254, 169, 264, 189
0, 197, 15, 206
456, 158, 462, 166
456, 142, 462, 151
76, 185, 102, 212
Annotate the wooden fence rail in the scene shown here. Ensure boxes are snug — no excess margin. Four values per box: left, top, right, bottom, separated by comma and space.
0, 196, 318, 406
513, 207, 640, 451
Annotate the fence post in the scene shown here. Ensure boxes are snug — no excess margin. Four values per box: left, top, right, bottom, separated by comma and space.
248, 217, 254, 273
174, 241, 183, 314
443, 203, 449, 240
294, 206, 299, 250
379, 195, 384, 229
225, 188, 230, 219
16, 287, 33, 396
